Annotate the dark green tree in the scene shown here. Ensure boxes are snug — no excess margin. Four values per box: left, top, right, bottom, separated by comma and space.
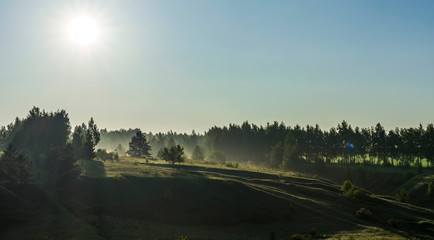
324, 127, 340, 163
386, 128, 402, 166
71, 124, 87, 159
281, 133, 299, 169
83, 118, 100, 160
372, 123, 387, 165
115, 144, 125, 155
161, 144, 185, 164
269, 141, 283, 168
46, 144, 81, 183
191, 145, 205, 161
0, 144, 31, 186
127, 130, 151, 158
423, 124, 434, 167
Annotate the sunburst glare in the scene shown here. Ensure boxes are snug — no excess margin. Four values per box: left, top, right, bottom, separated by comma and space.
67, 16, 100, 46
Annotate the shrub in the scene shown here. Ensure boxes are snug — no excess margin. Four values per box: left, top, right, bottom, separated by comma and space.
341, 180, 354, 193
290, 233, 305, 240
351, 189, 367, 201
356, 208, 372, 220
96, 149, 119, 161
341, 179, 367, 201
226, 162, 238, 168
161, 145, 185, 164
427, 181, 433, 196
395, 188, 409, 203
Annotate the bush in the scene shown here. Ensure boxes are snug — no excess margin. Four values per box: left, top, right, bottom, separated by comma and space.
278, 173, 284, 181
290, 233, 305, 240
351, 189, 367, 201
427, 181, 433, 196
161, 145, 185, 164
226, 162, 238, 168
341, 179, 367, 201
96, 149, 119, 161
341, 180, 354, 193
355, 208, 372, 220
395, 188, 409, 203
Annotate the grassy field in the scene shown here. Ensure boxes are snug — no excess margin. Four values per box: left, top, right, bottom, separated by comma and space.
1, 157, 433, 239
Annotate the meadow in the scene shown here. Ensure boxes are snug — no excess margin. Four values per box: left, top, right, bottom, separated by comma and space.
2, 155, 433, 240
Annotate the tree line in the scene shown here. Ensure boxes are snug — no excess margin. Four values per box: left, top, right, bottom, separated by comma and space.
97, 128, 204, 157
205, 121, 434, 168
0, 107, 101, 187
2, 107, 433, 188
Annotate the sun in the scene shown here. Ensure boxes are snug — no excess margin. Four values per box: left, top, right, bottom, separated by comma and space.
67, 16, 100, 46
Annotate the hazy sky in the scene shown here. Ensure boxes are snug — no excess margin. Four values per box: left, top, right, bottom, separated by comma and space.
1, 0, 434, 133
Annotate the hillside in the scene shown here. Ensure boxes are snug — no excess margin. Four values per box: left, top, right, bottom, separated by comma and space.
1, 158, 433, 239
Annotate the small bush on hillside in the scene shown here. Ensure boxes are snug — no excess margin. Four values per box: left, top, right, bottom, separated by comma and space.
290, 233, 305, 240
427, 181, 433, 196
356, 208, 372, 220
341, 180, 354, 193
395, 188, 409, 203
341, 179, 367, 201
96, 149, 119, 161
226, 162, 238, 168
176, 235, 189, 240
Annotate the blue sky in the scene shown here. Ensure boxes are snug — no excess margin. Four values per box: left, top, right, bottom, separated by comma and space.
1, 0, 434, 133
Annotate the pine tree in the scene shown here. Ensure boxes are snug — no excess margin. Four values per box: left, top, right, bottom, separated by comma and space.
161, 145, 184, 164
269, 141, 283, 168
127, 130, 151, 158
83, 118, 100, 160
0, 144, 31, 186
191, 145, 205, 161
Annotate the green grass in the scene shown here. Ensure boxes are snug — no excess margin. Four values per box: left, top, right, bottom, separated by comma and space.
2, 156, 434, 239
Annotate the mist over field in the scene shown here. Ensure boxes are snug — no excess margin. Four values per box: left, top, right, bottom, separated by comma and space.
1, 1, 434, 239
